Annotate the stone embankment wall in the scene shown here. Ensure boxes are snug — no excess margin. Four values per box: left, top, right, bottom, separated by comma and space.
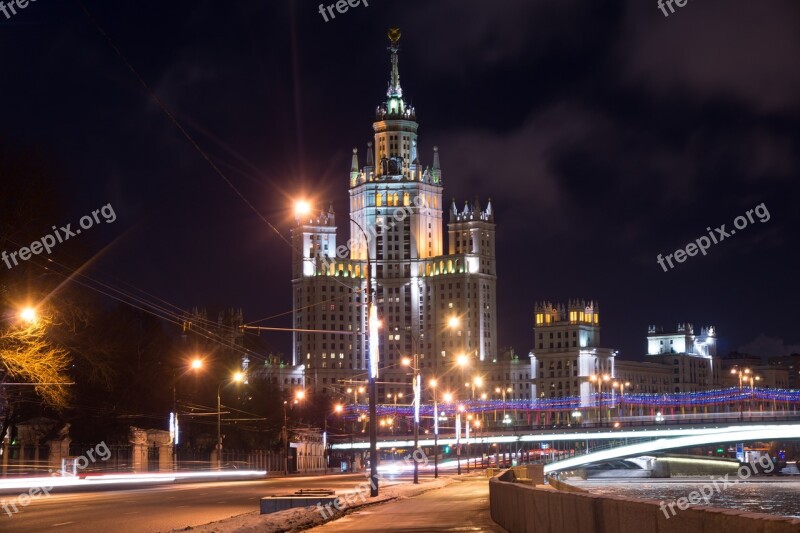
489, 470, 800, 533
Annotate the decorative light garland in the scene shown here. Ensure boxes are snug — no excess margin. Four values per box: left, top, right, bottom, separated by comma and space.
340, 386, 800, 419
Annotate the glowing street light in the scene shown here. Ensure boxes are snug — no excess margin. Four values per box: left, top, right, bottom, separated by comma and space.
294, 200, 312, 219
216, 371, 246, 469
589, 374, 611, 426
170, 357, 205, 448
19, 307, 37, 324
448, 316, 460, 329
456, 354, 469, 368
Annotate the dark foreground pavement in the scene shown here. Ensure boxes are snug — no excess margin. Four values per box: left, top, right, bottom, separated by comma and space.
0, 473, 403, 532
308, 476, 508, 533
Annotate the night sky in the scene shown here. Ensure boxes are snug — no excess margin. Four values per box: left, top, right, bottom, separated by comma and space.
2, 0, 799, 362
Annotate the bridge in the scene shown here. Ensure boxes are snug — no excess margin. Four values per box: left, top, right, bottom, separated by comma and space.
331, 420, 800, 473
332, 389, 800, 472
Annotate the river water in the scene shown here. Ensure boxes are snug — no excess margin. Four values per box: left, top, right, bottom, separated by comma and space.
571, 478, 800, 519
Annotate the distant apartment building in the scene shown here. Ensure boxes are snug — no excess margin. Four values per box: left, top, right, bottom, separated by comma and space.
530, 303, 726, 407
722, 353, 791, 390
530, 300, 615, 406
645, 323, 721, 392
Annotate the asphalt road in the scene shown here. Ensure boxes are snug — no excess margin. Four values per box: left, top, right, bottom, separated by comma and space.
308, 477, 507, 532
0, 473, 405, 532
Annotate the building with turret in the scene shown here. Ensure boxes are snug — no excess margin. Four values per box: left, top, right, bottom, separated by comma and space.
645, 323, 721, 392
530, 300, 616, 420
291, 30, 497, 401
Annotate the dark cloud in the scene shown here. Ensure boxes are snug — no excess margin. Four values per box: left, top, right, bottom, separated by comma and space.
1, 0, 798, 359
740, 334, 800, 357
621, 0, 800, 111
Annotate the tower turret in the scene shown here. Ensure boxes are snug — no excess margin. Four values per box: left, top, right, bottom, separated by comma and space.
350, 148, 359, 187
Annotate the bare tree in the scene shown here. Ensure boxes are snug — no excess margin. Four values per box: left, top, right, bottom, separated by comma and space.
0, 310, 71, 409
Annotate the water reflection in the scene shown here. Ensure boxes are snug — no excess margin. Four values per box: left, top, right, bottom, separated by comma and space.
572, 480, 800, 518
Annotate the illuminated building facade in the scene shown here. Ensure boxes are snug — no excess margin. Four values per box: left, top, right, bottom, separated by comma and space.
646, 323, 721, 392
530, 300, 616, 413
291, 31, 498, 401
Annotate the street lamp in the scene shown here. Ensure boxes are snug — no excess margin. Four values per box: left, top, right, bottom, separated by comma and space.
742, 374, 762, 418
465, 375, 484, 405
401, 356, 421, 484
19, 307, 37, 324
456, 403, 465, 475
216, 371, 245, 469
430, 378, 441, 478
731, 367, 751, 420
323, 403, 344, 474
296, 198, 379, 496
612, 381, 631, 419
283, 389, 306, 475
588, 374, 611, 426
171, 357, 204, 449
495, 386, 512, 424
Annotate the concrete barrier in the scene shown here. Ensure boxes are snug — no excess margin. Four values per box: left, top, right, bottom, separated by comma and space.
489, 471, 800, 533
260, 496, 336, 514
547, 476, 586, 493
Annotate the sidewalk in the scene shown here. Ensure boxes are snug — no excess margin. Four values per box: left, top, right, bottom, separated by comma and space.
307, 476, 508, 532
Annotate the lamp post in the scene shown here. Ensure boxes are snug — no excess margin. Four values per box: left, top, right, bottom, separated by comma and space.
588, 374, 610, 426
465, 376, 483, 401
742, 373, 762, 419
296, 199, 379, 496
216, 371, 245, 470
456, 403, 465, 475
170, 357, 203, 457
283, 389, 305, 475
401, 356, 421, 484
495, 386, 512, 426
431, 379, 440, 478
323, 404, 343, 474
389, 392, 403, 435
465, 413, 473, 473
611, 381, 630, 420
731, 367, 751, 420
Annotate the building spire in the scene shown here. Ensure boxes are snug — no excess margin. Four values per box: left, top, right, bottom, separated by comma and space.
387, 28, 402, 99
350, 147, 360, 186
375, 28, 415, 121
366, 142, 374, 167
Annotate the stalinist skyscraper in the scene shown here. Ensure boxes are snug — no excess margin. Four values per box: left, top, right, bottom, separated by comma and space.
292, 29, 498, 402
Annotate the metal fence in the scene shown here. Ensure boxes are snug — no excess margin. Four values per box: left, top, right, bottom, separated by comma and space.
0, 443, 284, 476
